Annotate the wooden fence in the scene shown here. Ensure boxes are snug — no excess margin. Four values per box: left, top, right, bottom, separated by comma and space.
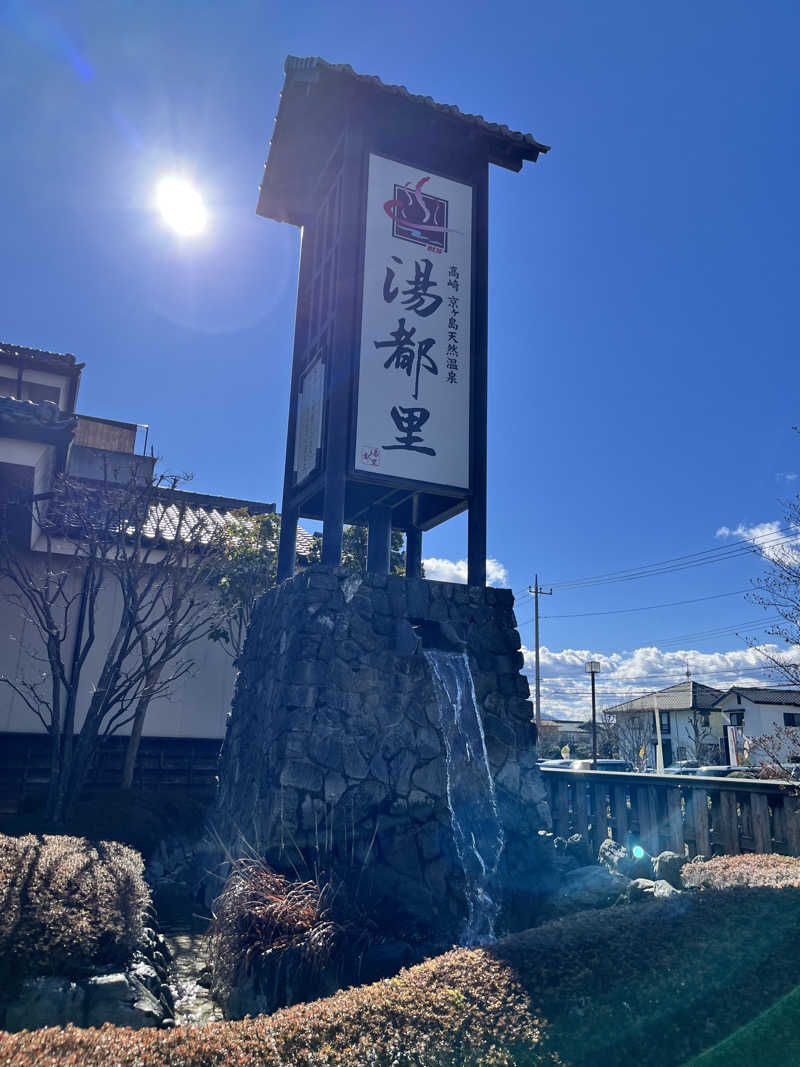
540, 767, 800, 858
0, 733, 222, 813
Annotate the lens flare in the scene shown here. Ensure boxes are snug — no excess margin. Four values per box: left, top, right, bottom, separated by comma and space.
156, 176, 207, 236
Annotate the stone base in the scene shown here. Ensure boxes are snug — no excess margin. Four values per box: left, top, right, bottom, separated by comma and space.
215, 567, 552, 941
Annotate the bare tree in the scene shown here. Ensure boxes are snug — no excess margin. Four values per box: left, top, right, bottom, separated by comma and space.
616, 713, 651, 771
749, 495, 800, 685
0, 473, 227, 819
680, 708, 715, 763
745, 725, 800, 778
597, 710, 619, 758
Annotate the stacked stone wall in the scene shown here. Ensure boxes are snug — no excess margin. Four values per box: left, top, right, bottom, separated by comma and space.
215, 566, 552, 940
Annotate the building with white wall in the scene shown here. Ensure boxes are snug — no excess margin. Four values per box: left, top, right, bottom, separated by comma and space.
0, 342, 313, 800
714, 687, 800, 766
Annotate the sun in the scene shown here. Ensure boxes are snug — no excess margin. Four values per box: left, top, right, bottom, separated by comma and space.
155, 176, 207, 236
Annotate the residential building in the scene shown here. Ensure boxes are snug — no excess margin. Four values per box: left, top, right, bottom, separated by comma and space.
0, 342, 312, 799
604, 681, 724, 767
713, 687, 800, 766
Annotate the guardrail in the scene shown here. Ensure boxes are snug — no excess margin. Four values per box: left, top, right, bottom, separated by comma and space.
539, 767, 800, 858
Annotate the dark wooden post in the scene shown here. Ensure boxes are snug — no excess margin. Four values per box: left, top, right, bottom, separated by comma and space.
367, 506, 392, 573
468, 162, 489, 587
405, 526, 422, 579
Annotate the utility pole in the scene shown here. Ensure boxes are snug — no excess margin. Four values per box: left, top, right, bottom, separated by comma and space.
529, 575, 553, 732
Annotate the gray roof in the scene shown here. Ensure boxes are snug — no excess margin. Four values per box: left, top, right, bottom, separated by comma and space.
284, 56, 550, 160
605, 681, 724, 716
713, 687, 800, 708
0, 342, 83, 373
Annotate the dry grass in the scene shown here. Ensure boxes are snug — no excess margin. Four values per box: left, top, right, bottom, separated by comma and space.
0, 832, 148, 993
208, 856, 372, 1014
681, 853, 800, 890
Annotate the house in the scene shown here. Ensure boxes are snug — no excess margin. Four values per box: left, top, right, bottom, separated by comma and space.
0, 342, 312, 799
713, 687, 800, 766
604, 681, 724, 767
538, 716, 593, 756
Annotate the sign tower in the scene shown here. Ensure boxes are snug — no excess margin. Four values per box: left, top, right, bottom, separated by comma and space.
259, 57, 548, 585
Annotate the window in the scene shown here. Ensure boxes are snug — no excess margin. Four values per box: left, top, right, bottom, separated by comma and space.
659, 710, 671, 735
729, 711, 744, 727
20, 381, 60, 405
700, 713, 710, 727
784, 712, 800, 727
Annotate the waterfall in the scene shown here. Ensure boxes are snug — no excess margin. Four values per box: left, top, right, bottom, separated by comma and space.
424, 650, 504, 945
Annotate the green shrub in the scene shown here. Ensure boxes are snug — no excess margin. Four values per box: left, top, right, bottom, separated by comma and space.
4, 888, 800, 1065
681, 853, 800, 891
0, 833, 149, 994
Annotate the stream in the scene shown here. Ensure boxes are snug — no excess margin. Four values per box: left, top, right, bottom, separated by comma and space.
162, 918, 224, 1027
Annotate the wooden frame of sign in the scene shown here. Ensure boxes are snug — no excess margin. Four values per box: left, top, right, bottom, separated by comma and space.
258, 57, 548, 585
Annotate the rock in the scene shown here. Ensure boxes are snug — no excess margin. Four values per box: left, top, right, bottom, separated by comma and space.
565, 833, 591, 865
653, 879, 681, 899
627, 878, 656, 901
85, 973, 167, 1029
598, 837, 629, 873
552, 865, 630, 914
654, 850, 685, 889
4, 977, 86, 1032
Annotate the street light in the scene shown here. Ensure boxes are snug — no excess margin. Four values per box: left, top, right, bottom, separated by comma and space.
585, 660, 601, 769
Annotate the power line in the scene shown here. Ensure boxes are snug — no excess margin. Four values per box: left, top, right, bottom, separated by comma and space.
515, 526, 798, 596
537, 587, 752, 620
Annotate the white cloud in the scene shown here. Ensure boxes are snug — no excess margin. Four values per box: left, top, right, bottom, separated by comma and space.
777, 472, 798, 482
715, 519, 800, 564
422, 556, 509, 587
521, 641, 794, 720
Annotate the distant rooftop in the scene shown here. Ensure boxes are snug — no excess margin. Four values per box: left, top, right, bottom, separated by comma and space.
604, 680, 724, 715
0, 342, 83, 373
714, 687, 800, 708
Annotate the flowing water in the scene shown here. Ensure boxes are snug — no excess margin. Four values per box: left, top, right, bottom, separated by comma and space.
424, 650, 505, 945
163, 921, 224, 1027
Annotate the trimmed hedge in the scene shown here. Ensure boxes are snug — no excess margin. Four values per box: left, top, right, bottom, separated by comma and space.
681, 853, 800, 891
0, 833, 149, 994
4, 887, 800, 1066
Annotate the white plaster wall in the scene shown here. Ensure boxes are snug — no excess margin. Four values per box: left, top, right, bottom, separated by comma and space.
0, 548, 236, 738
718, 692, 797, 765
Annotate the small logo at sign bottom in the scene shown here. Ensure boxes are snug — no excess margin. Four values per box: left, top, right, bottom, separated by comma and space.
360, 447, 381, 468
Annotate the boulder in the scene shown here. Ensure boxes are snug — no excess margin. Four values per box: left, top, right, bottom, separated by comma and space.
85, 972, 166, 1029
597, 838, 654, 880
653, 850, 685, 889
653, 879, 681, 899
4, 977, 86, 1032
552, 865, 630, 914
627, 878, 656, 902
597, 838, 629, 874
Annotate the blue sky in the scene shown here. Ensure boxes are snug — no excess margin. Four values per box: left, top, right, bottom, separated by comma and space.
3, 0, 799, 716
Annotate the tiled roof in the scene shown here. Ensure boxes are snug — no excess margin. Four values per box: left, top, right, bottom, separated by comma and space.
0, 395, 78, 435
715, 687, 800, 708
0, 342, 83, 373
295, 525, 315, 558
284, 56, 550, 159
605, 681, 724, 716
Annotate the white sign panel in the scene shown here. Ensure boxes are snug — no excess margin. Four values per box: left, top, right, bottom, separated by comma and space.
355, 154, 472, 489
294, 357, 324, 485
